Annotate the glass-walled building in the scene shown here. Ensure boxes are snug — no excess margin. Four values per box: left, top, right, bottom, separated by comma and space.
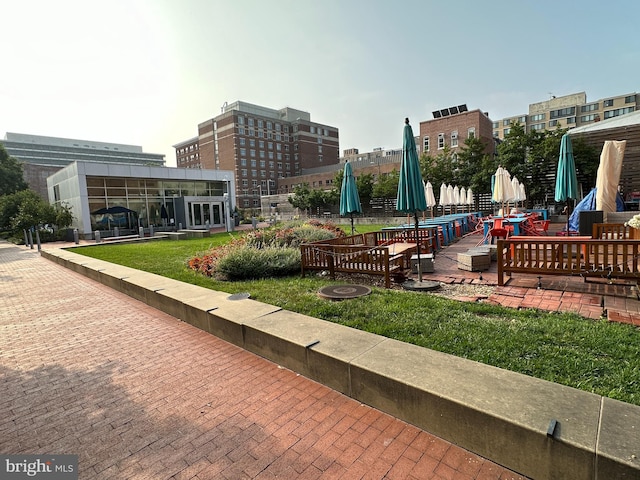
47, 161, 236, 238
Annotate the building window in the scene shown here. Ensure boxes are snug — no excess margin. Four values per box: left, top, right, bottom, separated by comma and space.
493, 131, 499, 137
241, 158, 247, 166
580, 114, 598, 123
275, 123, 281, 131
423, 136, 429, 151
549, 119, 558, 127
310, 126, 316, 134
626, 95, 636, 103
581, 103, 599, 112
566, 116, 576, 124
268, 151, 274, 160
503, 128, 511, 136
530, 113, 545, 122
251, 159, 257, 167
239, 138, 245, 146
238, 127, 245, 135
249, 139, 255, 147
517, 116, 527, 123
258, 119, 263, 128
492, 121, 499, 129
603, 99, 614, 107
530, 123, 545, 131
266, 121, 272, 130
318, 145, 323, 153
240, 148, 246, 156
550, 107, 576, 119
604, 107, 635, 119
248, 118, 254, 127
251, 169, 257, 177
259, 151, 265, 158
237, 116, 244, 125
467, 127, 475, 139
503, 119, 510, 126
242, 179, 248, 186
241, 169, 247, 176
260, 160, 265, 168
451, 131, 458, 147
250, 149, 256, 157
437, 133, 445, 149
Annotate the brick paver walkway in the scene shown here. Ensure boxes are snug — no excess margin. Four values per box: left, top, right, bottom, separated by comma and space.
0, 241, 526, 479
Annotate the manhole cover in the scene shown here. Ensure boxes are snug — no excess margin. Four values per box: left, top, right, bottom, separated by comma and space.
227, 292, 251, 301
318, 284, 371, 300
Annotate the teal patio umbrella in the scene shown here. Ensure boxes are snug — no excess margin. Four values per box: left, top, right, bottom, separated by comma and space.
396, 118, 427, 282
555, 133, 579, 233
340, 161, 362, 234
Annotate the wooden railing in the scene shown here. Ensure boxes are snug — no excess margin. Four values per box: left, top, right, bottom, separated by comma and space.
592, 223, 630, 239
300, 231, 427, 288
497, 237, 640, 286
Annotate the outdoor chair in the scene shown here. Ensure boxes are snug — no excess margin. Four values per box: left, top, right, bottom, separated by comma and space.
489, 227, 509, 244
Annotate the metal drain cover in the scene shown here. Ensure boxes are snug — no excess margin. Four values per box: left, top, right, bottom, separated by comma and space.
318, 285, 371, 300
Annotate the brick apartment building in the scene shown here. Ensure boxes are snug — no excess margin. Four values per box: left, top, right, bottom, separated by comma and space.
174, 101, 339, 210
420, 106, 495, 158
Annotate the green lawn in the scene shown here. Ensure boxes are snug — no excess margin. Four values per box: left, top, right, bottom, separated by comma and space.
69, 228, 640, 406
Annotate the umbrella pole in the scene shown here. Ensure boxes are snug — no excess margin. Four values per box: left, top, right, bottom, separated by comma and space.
351, 213, 355, 235
414, 211, 422, 283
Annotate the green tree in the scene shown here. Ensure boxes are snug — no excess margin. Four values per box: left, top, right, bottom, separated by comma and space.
420, 146, 455, 190
0, 145, 28, 196
372, 169, 399, 199
456, 136, 494, 194
288, 183, 312, 214
355, 172, 374, 206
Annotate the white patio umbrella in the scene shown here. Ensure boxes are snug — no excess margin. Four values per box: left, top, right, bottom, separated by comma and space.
466, 188, 474, 209
447, 184, 454, 214
519, 183, 527, 207
438, 183, 449, 216
511, 176, 522, 211
492, 166, 515, 215
460, 187, 467, 212
453, 186, 460, 213
424, 181, 437, 218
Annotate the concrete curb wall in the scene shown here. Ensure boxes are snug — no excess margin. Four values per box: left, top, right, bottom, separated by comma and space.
41, 248, 640, 480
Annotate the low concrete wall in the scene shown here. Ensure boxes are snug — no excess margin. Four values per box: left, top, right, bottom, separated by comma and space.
41, 248, 640, 480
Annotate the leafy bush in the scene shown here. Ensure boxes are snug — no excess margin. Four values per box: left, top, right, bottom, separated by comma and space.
215, 245, 301, 280
188, 220, 343, 280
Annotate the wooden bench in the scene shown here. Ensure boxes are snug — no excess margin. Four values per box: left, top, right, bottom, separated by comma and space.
497, 237, 640, 286
300, 232, 420, 288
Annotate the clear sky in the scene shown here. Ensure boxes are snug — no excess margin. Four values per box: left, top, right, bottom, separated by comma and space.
2, 0, 639, 167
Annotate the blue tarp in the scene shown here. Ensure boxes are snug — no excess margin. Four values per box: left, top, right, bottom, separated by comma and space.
567, 188, 625, 232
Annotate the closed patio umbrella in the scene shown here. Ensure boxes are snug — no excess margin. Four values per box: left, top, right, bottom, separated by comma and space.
460, 187, 466, 212
340, 161, 362, 234
466, 188, 474, 208
396, 118, 427, 283
438, 183, 449, 215
453, 186, 460, 213
424, 181, 437, 219
595, 140, 627, 213
555, 134, 579, 233
492, 166, 514, 215
447, 184, 454, 214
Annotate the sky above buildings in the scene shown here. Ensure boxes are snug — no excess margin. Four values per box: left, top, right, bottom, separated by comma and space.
2, 0, 639, 167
